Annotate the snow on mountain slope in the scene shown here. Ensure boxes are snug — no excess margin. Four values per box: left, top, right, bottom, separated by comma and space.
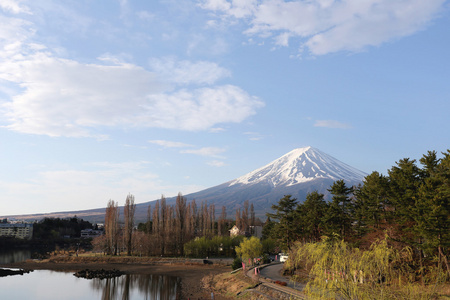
229, 146, 366, 187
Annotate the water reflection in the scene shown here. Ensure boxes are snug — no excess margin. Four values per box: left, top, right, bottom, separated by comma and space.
0, 269, 181, 300
90, 274, 181, 300
0, 250, 31, 264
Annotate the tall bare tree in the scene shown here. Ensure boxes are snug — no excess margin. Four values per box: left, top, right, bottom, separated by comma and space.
159, 195, 167, 255
242, 200, 249, 232
124, 194, 136, 256
175, 193, 186, 255
146, 204, 152, 234
236, 208, 241, 230
152, 200, 160, 255
209, 204, 215, 236
250, 203, 256, 234
105, 199, 120, 255
218, 206, 227, 236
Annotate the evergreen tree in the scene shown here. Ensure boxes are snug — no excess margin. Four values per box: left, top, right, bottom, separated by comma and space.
323, 180, 353, 239
266, 195, 298, 250
387, 158, 421, 246
353, 172, 390, 235
301, 191, 327, 242
416, 151, 450, 273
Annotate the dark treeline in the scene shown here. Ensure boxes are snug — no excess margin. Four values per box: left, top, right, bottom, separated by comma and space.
33, 217, 94, 239
0, 217, 94, 253
264, 149, 450, 274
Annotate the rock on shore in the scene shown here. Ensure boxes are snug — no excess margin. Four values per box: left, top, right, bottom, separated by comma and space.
0, 268, 32, 277
74, 268, 124, 279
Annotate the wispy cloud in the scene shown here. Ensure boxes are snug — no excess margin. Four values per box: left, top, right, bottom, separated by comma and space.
207, 160, 227, 167
209, 127, 226, 133
314, 120, 352, 129
149, 140, 193, 148
199, 0, 446, 55
149, 57, 231, 85
244, 131, 264, 141
181, 147, 226, 157
0, 160, 204, 214
0, 0, 31, 14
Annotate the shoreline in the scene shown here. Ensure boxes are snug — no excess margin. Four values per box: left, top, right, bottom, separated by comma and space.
0, 255, 233, 299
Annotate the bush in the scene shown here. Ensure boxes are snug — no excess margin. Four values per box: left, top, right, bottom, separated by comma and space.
231, 257, 242, 270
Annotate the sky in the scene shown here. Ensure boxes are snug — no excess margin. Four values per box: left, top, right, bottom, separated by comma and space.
1, 0, 449, 216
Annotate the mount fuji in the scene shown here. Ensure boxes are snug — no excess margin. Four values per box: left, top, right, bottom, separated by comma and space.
4, 147, 367, 222
177, 146, 367, 217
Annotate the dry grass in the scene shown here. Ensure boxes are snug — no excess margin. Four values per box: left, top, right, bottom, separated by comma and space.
205, 270, 258, 299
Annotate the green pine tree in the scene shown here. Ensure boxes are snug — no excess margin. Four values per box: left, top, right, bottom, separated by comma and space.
266, 195, 298, 250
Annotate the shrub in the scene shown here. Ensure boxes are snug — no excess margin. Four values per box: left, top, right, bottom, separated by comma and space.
231, 257, 242, 270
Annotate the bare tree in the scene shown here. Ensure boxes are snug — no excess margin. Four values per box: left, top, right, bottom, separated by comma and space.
146, 204, 152, 234
209, 204, 215, 236
175, 193, 186, 255
218, 206, 226, 236
105, 200, 120, 255
152, 200, 160, 255
236, 208, 241, 231
159, 195, 167, 255
250, 203, 256, 235
124, 194, 136, 256
242, 200, 249, 232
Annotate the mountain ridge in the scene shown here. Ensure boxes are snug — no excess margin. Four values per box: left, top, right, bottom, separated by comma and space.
2, 147, 367, 222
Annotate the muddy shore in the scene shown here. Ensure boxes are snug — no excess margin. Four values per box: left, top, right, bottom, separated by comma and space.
0, 256, 233, 299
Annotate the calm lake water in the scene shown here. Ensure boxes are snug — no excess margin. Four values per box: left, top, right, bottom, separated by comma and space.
0, 270, 181, 300
0, 252, 182, 299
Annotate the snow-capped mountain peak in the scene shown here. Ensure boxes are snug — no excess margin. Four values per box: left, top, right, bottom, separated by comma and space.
229, 147, 366, 187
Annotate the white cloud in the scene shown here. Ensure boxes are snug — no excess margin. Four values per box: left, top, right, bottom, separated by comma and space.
181, 146, 226, 157
142, 85, 263, 131
0, 0, 31, 14
207, 160, 226, 167
244, 131, 264, 141
199, 0, 446, 55
149, 140, 193, 148
314, 120, 352, 129
149, 57, 231, 85
209, 127, 226, 133
0, 10, 264, 137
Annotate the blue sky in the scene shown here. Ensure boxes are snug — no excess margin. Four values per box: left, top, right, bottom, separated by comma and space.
1, 0, 449, 216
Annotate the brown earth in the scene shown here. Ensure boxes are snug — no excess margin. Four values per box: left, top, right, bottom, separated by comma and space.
0, 254, 235, 299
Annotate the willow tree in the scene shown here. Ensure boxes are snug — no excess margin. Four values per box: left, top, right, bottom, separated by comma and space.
235, 236, 263, 265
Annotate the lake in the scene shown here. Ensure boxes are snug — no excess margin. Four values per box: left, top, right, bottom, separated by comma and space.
0, 251, 182, 299
0, 270, 181, 299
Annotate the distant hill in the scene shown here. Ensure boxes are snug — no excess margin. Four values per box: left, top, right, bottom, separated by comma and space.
3, 147, 367, 223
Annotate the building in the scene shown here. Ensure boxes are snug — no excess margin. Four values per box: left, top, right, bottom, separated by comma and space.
249, 225, 263, 238
229, 225, 263, 238
229, 225, 243, 237
80, 229, 103, 239
0, 223, 33, 240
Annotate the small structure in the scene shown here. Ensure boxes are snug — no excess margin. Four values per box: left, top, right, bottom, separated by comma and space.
229, 225, 263, 238
249, 225, 263, 238
0, 223, 33, 240
229, 225, 244, 237
80, 229, 103, 239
